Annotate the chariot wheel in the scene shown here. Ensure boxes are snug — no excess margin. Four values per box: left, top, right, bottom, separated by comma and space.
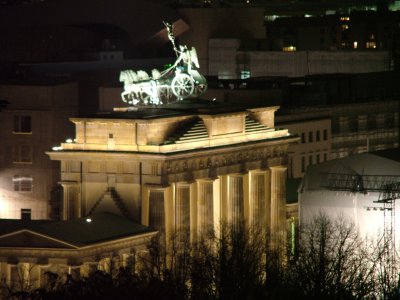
171, 73, 195, 99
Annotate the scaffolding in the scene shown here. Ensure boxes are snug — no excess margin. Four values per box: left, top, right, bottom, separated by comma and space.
320, 173, 400, 247
321, 173, 400, 298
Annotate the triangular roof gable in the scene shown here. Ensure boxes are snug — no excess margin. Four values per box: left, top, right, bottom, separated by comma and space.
0, 230, 78, 249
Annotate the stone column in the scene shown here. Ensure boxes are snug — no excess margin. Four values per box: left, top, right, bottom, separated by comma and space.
197, 179, 214, 237
213, 177, 221, 239
228, 175, 244, 231
175, 183, 190, 242
220, 175, 229, 223
60, 181, 81, 220
250, 171, 268, 228
190, 181, 197, 241
270, 166, 287, 248
148, 189, 166, 235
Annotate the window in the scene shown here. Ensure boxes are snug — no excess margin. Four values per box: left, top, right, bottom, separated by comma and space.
301, 157, 305, 172
385, 114, 395, 129
367, 115, 377, 130
366, 41, 376, 49
240, 70, 251, 79
316, 130, 320, 142
283, 46, 296, 52
316, 154, 320, 164
301, 133, 305, 143
323, 129, 328, 140
13, 116, 31, 133
324, 153, 328, 162
13, 145, 32, 163
21, 209, 31, 220
309, 155, 313, 166
309, 131, 313, 143
349, 118, 358, 132
13, 175, 33, 192
332, 118, 340, 134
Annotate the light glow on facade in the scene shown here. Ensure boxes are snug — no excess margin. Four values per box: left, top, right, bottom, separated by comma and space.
283, 46, 296, 52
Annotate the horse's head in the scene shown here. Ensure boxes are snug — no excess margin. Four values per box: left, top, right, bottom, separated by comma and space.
119, 71, 126, 82
119, 70, 127, 83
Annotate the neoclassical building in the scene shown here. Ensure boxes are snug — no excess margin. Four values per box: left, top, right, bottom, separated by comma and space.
0, 213, 156, 291
48, 102, 298, 243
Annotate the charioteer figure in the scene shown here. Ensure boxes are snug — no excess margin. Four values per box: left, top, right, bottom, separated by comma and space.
119, 22, 207, 106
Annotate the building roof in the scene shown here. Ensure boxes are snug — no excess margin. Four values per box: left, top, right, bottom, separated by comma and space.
301, 149, 400, 192
0, 213, 156, 249
90, 99, 251, 120
372, 148, 400, 163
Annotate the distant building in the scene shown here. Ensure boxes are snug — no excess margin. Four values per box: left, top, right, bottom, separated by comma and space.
179, 9, 400, 78
209, 38, 391, 78
265, 11, 400, 53
283, 73, 400, 159
330, 99, 399, 158
178, 7, 266, 75
276, 108, 332, 178
0, 81, 79, 220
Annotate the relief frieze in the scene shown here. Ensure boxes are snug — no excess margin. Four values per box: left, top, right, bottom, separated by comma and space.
163, 144, 288, 176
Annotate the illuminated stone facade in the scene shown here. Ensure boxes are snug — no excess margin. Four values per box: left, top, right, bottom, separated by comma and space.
0, 213, 156, 290
0, 82, 78, 220
48, 104, 298, 243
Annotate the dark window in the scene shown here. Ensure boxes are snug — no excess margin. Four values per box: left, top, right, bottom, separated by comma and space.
316, 154, 320, 163
367, 116, 377, 130
301, 133, 305, 143
323, 129, 328, 140
385, 114, 395, 129
13, 116, 31, 133
13, 145, 32, 163
109, 133, 114, 139
324, 153, 328, 161
349, 118, 358, 132
309, 155, 313, 166
301, 157, 305, 172
332, 118, 340, 134
21, 209, 31, 220
309, 131, 313, 143
316, 130, 320, 142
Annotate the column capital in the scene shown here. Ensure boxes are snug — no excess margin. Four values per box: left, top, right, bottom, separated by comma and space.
59, 180, 79, 187
196, 178, 217, 183
145, 183, 170, 190
269, 166, 287, 172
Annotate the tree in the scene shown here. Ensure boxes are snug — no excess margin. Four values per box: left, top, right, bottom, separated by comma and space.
287, 213, 379, 300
